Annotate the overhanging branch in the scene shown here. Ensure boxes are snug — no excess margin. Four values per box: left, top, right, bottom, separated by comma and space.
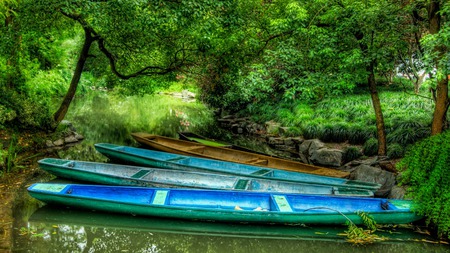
97, 38, 181, 79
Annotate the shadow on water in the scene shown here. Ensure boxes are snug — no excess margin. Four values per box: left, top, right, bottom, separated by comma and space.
12, 92, 450, 252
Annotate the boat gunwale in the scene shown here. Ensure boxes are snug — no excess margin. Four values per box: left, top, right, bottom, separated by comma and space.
94, 143, 381, 191
38, 158, 376, 197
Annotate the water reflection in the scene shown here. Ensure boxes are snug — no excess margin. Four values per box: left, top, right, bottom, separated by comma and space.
13, 94, 450, 252
15, 206, 448, 253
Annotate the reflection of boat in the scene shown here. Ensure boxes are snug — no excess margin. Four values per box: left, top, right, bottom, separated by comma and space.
131, 132, 349, 178
28, 206, 347, 240
94, 143, 381, 191
28, 183, 422, 225
28, 206, 431, 242
178, 131, 273, 156
37, 158, 374, 197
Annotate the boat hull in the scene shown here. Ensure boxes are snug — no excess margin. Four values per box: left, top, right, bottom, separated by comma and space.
132, 132, 350, 178
28, 183, 422, 225
94, 143, 381, 191
37, 158, 374, 197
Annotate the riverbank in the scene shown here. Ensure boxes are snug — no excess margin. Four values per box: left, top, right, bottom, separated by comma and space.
0, 166, 44, 251
0, 130, 52, 252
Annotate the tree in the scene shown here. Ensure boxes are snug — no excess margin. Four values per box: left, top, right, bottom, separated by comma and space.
314, 0, 408, 156
420, 0, 449, 135
29, 0, 236, 127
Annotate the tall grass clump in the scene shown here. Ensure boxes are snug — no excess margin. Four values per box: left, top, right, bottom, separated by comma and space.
397, 130, 450, 239
363, 138, 378, 156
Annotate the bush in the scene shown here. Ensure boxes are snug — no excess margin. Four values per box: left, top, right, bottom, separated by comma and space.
397, 131, 450, 239
363, 138, 378, 156
343, 146, 362, 163
0, 88, 53, 130
387, 143, 404, 159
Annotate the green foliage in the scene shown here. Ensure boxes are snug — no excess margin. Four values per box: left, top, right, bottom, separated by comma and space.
0, 87, 53, 130
387, 143, 404, 159
66, 91, 216, 144
343, 146, 362, 163
398, 131, 450, 238
345, 212, 383, 245
363, 138, 378, 156
0, 135, 39, 176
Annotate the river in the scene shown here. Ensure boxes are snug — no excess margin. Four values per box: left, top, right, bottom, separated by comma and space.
11, 92, 450, 252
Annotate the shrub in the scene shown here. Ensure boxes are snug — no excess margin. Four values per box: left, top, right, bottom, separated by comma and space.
397, 131, 450, 239
387, 143, 404, 159
386, 122, 430, 146
343, 146, 362, 163
363, 138, 378, 156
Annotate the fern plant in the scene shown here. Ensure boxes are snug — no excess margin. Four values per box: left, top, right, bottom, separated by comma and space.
397, 130, 450, 239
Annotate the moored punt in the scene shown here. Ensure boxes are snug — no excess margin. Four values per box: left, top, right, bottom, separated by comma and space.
178, 131, 233, 148
131, 132, 349, 178
27, 183, 422, 225
37, 158, 374, 197
94, 143, 381, 191
178, 131, 275, 156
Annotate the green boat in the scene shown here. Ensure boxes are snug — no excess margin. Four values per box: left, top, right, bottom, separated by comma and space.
37, 158, 374, 197
28, 183, 422, 225
94, 143, 381, 191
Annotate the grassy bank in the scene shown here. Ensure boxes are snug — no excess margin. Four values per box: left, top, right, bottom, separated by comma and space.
240, 90, 438, 158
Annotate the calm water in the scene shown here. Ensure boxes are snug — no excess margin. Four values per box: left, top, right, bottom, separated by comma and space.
12, 93, 450, 252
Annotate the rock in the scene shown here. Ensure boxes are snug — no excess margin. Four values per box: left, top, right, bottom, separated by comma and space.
60, 120, 76, 132
45, 140, 55, 148
283, 138, 294, 146
74, 133, 84, 140
299, 139, 324, 156
266, 137, 284, 145
350, 164, 396, 197
278, 127, 290, 135
53, 139, 64, 146
265, 121, 280, 134
231, 124, 244, 134
388, 185, 407, 199
290, 137, 304, 145
64, 135, 79, 143
310, 148, 343, 167
298, 152, 310, 164
182, 90, 196, 99
221, 115, 236, 120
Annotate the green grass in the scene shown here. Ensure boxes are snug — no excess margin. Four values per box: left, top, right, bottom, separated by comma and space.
242, 90, 442, 157
65, 90, 216, 145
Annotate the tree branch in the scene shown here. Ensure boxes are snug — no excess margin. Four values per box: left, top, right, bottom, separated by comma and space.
97, 38, 180, 79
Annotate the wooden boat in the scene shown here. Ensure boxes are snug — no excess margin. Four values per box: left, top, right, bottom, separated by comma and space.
178, 131, 233, 148
37, 158, 374, 197
28, 183, 422, 225
94, 143, 381, 191
131, 132, 349, 178
178, 131, 274, 156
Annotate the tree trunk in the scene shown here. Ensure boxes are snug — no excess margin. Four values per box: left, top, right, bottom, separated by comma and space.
428, 0, 449, 135
53, 28, 95, 126
368, 61, 387, 156
431, 76, 449, 135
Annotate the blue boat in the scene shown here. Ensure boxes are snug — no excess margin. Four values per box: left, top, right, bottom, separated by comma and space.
94, 143, 381, 191
27, 183, 421, 225
37, 158, 374, 197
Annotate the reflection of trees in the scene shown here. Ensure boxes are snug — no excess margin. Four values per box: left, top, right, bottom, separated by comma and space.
22, 221, 448, 253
